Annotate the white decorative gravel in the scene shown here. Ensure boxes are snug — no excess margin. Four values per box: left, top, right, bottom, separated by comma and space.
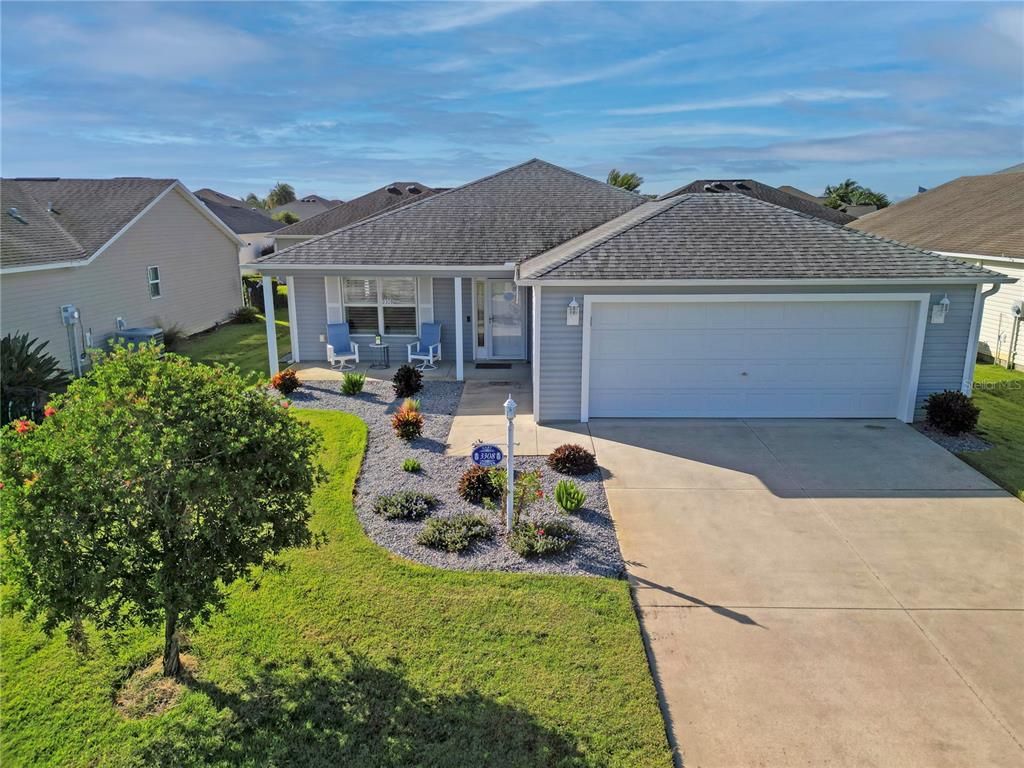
912, 422, 993, 454
291, 378, 624, 577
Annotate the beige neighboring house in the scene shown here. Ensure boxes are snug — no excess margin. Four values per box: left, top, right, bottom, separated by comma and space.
194, 188, 282, 265
849, 169, 1024, 369
1, 177, 244, 375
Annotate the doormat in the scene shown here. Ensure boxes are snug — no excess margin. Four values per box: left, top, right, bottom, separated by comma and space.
475, 363, 512, 369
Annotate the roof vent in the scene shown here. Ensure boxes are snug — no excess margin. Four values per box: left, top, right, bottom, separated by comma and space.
734, 181, 749, 190
703, 184, 717, 193
406, 185, 421, 194
386, 185, 400, 194
6, 207, 28, 224
713, 182, 729, 191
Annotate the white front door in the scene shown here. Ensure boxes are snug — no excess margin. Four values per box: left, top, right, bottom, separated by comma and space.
486, 279, 526, 359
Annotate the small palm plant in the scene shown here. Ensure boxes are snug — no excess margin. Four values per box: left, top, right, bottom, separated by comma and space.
1, 332, 72, 423
554, 479, 586, 513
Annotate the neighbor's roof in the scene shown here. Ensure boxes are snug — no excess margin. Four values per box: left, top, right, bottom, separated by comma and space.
519, 192, 1012, 283
273, 182, 437, 237
269, 194, 344, 221
194, 188, 245, 206
2, 177, 175, 269
255, 159, 646, 268
848, 172, 1024, 258
661, 179, 855, 225
200, 198, 280, 235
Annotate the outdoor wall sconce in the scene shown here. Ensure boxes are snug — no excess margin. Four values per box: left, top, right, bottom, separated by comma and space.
567, 297, 581, 326
931, 293, 950, 324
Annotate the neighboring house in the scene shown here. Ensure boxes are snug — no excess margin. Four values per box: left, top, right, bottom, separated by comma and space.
269, 194, 344, 222
1, 178, 243, 374
194, 188, 247, 207
272, 182, 437, 250
662, 179, 855, 225
849, 170, 1024, 370
777, 184, 877, 218
195, 192, 282, 263
251, 159, 1011, 424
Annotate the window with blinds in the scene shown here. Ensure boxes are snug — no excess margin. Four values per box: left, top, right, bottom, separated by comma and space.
342, 277, 417, 335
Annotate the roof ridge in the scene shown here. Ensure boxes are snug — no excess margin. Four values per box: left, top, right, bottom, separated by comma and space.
529, 196, 690, 278
526, 158, 647, 202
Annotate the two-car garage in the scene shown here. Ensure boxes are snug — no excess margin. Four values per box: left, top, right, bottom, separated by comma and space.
582, 294, 929, 421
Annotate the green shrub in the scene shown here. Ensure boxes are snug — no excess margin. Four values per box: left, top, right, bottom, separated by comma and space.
230, 306, 260, 324
554, 479, 586, 513
159, 323, 185, 351
925, 390, 980, 435
417, 514, 494, 552
341, 371, 366, 395
458, 465, 501, 504
270, 369, 301, 395
372, 491, 438, 520
403, 458, 422, 473
547, 443, 598, 476
509, 519, 577, 558
391, 402, 424, 441
392, 364, 423, 398
490, 468, 544, 525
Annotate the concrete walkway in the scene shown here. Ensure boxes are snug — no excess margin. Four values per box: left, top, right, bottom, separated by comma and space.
590, 418, 1023, 767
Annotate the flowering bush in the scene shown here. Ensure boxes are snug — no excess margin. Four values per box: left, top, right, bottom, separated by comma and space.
270, 369, 300, 395
509, 518, 577, 558
489, 468, 543, 526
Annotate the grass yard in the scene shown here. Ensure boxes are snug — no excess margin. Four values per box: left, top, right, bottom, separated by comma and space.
960, 363, 1024, 501
1, 410, 671, 767
176, 314, 291, 377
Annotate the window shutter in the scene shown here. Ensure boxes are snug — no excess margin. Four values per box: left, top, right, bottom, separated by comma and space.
324, 277, 343, 324
418, 277, 433, 324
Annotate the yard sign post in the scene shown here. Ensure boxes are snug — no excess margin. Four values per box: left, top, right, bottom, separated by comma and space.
504, 395, 516, 532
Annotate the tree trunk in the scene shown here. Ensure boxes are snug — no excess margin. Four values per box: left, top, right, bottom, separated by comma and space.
162, 609, 181, 677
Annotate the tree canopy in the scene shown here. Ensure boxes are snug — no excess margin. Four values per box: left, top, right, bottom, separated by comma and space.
272, 210, 300, 225
267, 182, 297, 208
606, 169, 644, 192
0, 345, 320, 676
823, 178, 890, 209
244, 192, 268, 210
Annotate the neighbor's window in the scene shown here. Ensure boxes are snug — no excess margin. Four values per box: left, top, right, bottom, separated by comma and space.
147, 266, 161, 299
342, 277, 417, 336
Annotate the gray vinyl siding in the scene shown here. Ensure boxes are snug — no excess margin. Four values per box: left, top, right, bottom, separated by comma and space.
431, 277, 473, 363
536, 283, 977, 422
0, 187, 241, 372
292, 275, 329, 362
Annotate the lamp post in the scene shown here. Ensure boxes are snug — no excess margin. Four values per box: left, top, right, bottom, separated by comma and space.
504, 394, 516, 532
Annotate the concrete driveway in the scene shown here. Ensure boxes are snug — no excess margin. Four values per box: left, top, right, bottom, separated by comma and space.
589, 418, 1023, 768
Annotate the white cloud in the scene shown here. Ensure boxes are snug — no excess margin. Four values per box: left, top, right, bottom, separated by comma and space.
294, 1, 541, 38
490, 46, 684, 92
606, 88, 888, 116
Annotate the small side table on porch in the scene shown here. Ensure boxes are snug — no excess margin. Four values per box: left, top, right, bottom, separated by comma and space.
368, 343, 390, 370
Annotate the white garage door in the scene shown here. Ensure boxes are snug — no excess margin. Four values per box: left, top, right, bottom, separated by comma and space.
586, 297, 921, 419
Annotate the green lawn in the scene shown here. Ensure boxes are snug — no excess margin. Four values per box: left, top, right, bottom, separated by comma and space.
1, 410, 671, 767
175, 315, 291, 377
960, 363, 1024, 501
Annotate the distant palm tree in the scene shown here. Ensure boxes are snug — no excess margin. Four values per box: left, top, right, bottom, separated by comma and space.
244, 192, 268, 210
824, 179, 890, 209
267, 182, 296, 208
607, 169, 644, 192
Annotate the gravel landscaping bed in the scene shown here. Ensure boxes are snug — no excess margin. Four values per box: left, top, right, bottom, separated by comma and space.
291, 378, 624, 577
912, 422, 993, 453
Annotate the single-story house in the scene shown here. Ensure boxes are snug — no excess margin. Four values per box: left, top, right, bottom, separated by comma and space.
662, 179, 856, 225
849, 170, 1024, 370
269, 194, 343, 222
1, 178, 244, 374
195, 193, 282, 264
272, 182, 437, 250
250, 159, 1013, 423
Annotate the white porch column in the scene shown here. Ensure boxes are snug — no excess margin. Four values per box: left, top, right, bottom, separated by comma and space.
454, 277, 464, 381
263, 275, 279, 376
286, 275, 300, 363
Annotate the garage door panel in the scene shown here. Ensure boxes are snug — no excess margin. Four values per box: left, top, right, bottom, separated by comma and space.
587, 299, 916, 419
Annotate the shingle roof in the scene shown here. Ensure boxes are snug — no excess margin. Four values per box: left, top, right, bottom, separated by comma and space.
194, 188, 245, 206
847, 172, 1024, 258
661, 179, 855, 225
2, 177, 175, 269
255, 159, 646, 268
200, 198, 280, 235
519, 192, 1011, 283
273, 182, 437, 237
269, 194, 342, 221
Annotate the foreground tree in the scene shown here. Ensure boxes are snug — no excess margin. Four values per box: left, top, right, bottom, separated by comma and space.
267, 182, 296, 208
0, 346, 320, 676
606, 169, 644, 192
823, 178, 890, 209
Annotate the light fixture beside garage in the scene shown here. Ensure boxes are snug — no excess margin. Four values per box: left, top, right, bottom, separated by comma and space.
931, 293, 951, 324
567, 297, 581, 325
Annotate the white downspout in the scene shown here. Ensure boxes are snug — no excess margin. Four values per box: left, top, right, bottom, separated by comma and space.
962, 283, 1001, 393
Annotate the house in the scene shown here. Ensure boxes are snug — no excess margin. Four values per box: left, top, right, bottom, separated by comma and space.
849, 170, 1024, 370
269, 194, 344, 222
777, 184, 877, 218
194, 189, 282, 263
662, 179, 855, 225
1, 178, 244, 374
250, 159, 1012, 423
272, 182, 437, 250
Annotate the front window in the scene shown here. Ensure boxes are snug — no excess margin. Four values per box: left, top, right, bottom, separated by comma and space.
342, 277, 417, 336
147, 266, 161, 299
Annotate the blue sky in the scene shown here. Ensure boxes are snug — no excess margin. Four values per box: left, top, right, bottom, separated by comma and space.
2, 1, 1021, 200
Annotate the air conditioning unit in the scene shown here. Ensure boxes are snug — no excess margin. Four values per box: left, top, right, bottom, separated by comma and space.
109, 327, 165, 350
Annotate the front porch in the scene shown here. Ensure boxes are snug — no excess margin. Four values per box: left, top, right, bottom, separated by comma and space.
290, 359, 532, 384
